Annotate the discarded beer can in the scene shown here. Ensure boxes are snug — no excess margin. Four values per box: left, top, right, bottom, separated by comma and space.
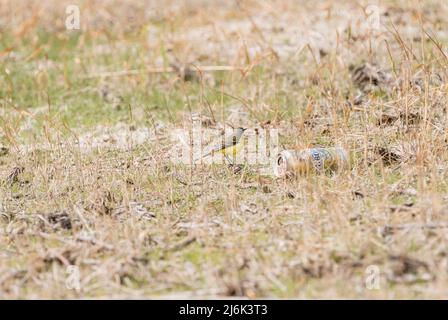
274, 147, 349, 177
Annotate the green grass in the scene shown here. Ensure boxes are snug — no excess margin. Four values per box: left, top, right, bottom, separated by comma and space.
1, 0, 448, 299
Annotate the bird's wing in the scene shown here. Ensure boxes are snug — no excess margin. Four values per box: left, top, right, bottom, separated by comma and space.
202, 133, 238, 157
202, 140, 225, 157
222, 133, 240, 148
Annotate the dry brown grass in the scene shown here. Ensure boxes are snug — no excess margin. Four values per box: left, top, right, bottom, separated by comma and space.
1, 0, 448, 299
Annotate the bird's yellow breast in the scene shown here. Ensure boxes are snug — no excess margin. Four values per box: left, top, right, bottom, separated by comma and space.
220, 140, 244, 157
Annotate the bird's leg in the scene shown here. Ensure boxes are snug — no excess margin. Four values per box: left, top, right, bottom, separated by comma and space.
225, 154, 234, 167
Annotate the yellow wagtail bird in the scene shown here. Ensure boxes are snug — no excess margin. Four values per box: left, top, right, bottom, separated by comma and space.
201, 127, 247, 164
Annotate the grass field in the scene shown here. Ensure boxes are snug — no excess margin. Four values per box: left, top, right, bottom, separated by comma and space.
1, 0, 448, 298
